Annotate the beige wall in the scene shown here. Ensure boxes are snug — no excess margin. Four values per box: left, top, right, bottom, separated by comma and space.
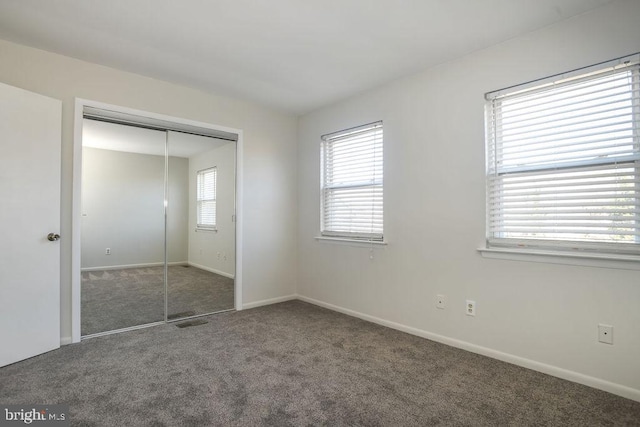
298, 0, 640, 400
0, 38, 299, 342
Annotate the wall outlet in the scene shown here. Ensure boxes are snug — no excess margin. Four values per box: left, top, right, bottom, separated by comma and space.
105, 248, 111, 255
217, 252, 221, 260
598, 324, 613, 345
465, 300, 476, 316
436, 294, 446, 309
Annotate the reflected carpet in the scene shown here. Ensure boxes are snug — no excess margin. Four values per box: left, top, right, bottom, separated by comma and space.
81, 265, 234, 335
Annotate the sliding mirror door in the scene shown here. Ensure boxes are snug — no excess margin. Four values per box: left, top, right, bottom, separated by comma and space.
81, 120, 167, 335
166, 131, 236, 321
80, 112, 237, 337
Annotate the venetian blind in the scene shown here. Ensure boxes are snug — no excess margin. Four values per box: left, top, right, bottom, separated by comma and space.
486, 56, 640, 254
197, 167, 217, 229
321, 122, 383, 240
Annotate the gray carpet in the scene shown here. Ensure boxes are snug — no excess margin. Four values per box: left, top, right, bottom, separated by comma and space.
1, 301, 639, 426
81, 265, 234, 335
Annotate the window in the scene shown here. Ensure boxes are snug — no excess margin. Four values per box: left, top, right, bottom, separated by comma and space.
196, 167, 217, 230
321, 121, 383, 241
485, 55, 640, 256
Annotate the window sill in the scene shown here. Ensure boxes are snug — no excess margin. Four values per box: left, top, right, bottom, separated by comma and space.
478, 247, 640, 270
315, 236, 388, 247
195, 228, 217, 233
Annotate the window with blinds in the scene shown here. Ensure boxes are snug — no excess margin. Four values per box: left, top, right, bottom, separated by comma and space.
321, 121, 383, 241
196, 167, 217, 230
485, 55, 640, 255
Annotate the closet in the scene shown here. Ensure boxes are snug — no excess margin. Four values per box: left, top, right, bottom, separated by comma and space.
79, 108, 237, 337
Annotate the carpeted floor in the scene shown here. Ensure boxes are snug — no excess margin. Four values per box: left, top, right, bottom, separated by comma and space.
81, 265, 234, 335
1, 300, 639, 426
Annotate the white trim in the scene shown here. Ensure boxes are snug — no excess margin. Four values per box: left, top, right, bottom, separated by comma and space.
478, 247, 640, 270
187, 262, 235, 279
72, 98, 244, 342
81, 321, 165, 340
296, 295, 640, 403
78, 99, 241, 136
235, 131, 243, 311
315, 236, 388, 247
81, 261, 187, 272
71, 99, 83, 344
60, 336, 72, 346
242, 294, 297, 310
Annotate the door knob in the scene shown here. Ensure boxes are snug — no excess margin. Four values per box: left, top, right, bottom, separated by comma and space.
47, 233, 60, 241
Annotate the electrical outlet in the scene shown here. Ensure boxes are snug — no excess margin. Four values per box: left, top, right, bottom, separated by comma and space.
105, 248, 111, 255
465, 300, 476, 316
436, 294, 446, 309
217, 252, 221, 260
598, 324, 613, 345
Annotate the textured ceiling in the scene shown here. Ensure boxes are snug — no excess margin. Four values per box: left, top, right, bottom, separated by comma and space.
0, 0, 614, 114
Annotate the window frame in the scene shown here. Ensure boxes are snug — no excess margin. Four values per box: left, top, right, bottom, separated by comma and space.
196, 166, 217, 231
320, 121, 384, 242
484, 54, 640, 259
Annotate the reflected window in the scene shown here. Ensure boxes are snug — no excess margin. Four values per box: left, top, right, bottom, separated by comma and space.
197, 167, 217, 230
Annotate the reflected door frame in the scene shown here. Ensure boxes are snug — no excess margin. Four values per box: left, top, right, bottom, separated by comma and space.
71, 98, 243, 343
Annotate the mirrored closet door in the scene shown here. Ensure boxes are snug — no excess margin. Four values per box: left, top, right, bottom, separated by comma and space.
80, 115, 236, 337
166, 131, 236, 322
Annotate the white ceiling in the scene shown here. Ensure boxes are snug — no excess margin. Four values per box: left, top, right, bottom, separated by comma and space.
0, 0, 614, 114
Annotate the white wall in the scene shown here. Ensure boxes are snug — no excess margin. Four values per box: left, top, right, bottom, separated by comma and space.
187, 138, 236, 277
298, 0, 640, 400
167, 155, 190, 264
81, 147, 189, 269
0, 38, 298, 342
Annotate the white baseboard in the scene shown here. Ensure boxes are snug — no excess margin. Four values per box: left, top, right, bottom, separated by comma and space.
242, 294, 297, 310
60, 336, 72, 346
81, 261, 187, 272
187, 262, 235, 279
81, 262, 232, 278
296, 295, 640, 403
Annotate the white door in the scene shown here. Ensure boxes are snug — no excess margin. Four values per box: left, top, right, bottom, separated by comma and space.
0, 82, 62, 367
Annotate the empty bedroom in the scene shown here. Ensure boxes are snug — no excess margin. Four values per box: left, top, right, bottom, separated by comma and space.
0, 0, 639, 425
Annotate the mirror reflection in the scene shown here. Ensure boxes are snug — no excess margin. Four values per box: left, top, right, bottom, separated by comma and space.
81, 120, 235, 336
167, 131, 236, 321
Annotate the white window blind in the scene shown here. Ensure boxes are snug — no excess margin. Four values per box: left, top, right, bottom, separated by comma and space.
486, 55, 640, 255
321, 121, 383, 240
197, 167, 217, 230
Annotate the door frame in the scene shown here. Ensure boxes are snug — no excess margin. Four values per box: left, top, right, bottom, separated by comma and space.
71, 98, 244, 343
